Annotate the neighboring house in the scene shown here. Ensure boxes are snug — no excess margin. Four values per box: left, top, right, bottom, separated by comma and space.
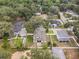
13, 20, 24, 36
13, 17, 25, 36
52, 47, 66, 59
50, 19, 63, 28
19, 28, 27, 46
55, 29, 71, 42
33, 25, 46, 43
13, 18, 27, 47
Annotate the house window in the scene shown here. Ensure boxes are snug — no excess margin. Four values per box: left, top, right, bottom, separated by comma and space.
37, 40, 41, 42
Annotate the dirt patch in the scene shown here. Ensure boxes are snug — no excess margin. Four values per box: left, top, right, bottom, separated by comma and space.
57, 42, 71, 47
11, 51, 24, 59
64, 49, 79, 59
11, 50, 31, 59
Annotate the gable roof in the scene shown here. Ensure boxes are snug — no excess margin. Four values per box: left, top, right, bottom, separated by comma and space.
56, 29, 70, 41
52, 48, 66, 59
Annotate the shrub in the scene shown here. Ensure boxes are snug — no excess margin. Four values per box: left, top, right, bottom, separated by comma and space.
21, 56, 27, 59
0, 49, 11, 59
2, 32, 10, 49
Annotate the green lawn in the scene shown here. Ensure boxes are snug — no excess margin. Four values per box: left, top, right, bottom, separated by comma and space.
50, 35, 58, 47
26, 35, 33, 47
48, 30, 54, 34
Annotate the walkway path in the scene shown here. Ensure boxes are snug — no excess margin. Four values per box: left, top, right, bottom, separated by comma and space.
11, 50, 31, 59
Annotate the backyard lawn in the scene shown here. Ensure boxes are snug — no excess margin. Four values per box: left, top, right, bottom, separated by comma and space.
48, 29, 54, 34
50, 35, 58, 47
26, 35, 33, 47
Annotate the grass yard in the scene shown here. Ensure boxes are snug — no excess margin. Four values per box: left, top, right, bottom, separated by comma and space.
50, 35, 58, 47
48, 29, 54, 34
26, 35, 33, 47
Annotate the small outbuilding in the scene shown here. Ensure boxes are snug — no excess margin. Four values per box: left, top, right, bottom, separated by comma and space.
52, 48, 66, 59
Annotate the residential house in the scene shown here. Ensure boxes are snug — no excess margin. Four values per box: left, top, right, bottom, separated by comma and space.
33, 25, 46, 43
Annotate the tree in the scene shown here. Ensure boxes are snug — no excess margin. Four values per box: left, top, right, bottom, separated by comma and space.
25, 16, 49, 33
0, 22, 12, 37
60, 4, 67, 11
71, 0, 79, 4
50, 6, 59, 15
73, 5, 79, 14
31, 49, 52, 59
0, 49, 11, 59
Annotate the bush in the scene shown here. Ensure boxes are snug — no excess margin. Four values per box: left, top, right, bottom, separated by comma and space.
42, 43, 48, 49
64, 22, 73, 28
21, 56, 27, 59
50, 6, 59, 15
2, 32, 10, 49
0, 49, 11, 59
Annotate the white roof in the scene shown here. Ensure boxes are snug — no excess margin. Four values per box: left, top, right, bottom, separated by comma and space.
52, 48, 66, 59
19, 28, 27, 36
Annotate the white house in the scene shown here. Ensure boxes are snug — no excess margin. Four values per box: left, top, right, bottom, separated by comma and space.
33, 25, 46, 43
13, 19, 27, 47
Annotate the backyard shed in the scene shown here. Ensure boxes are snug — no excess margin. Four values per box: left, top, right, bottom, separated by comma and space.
52, 48, 66, 59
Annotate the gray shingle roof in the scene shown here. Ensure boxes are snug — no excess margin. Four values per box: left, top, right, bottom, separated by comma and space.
52, 48, 66, 59
56, 29, 70, 41
33, 25, 46, 42
13, 21, 23, 33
